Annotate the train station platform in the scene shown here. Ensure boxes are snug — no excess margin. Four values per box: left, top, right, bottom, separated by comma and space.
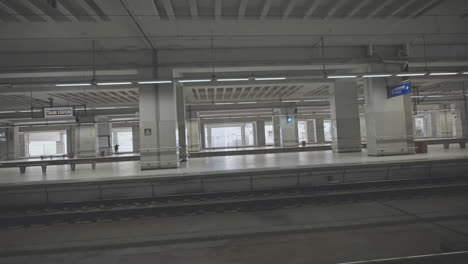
0, 145, 467, 207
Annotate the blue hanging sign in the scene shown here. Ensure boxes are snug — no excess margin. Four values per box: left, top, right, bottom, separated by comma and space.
388, 81, 411, 98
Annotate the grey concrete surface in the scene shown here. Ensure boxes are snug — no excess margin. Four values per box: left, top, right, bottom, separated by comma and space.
0, 145, 467, 186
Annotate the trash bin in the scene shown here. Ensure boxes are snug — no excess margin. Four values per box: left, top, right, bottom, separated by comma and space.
301, 140, 306, 147
415, 142, 428, 153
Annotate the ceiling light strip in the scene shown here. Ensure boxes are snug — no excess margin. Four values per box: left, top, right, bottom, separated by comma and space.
97, 82, 132, 86
327, 75, 358, 79
138, 80, 172, 84
55, 83, 92, 87
254, 77, 287, 81
178, 79, 212, 83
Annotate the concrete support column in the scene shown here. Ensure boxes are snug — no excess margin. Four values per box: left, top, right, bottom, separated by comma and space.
315, 118, 325, 144
436, 104, 453, 138
131, 125, 140, 153
206, 126, 212, 148
199, 120, 207, 149
256, 120, 266, 146
359, 114, 367, 143
272, 114, 281, 147
139, 54, 178, 169
95, 116, 112, 156
56, 131, 66, 154
306, 120, 316, 143
240, 124, 246, 146
187, 118, 201, 152
0, 123, 15, 160
274, 107, 298, 147
12, 126, 20, 159
365, 64, 414, 156
330, 80, 362, 153
175, 80, 187, 161
75, 123, 96, 158
456, 99, 468, 138
66, 125, 76, 157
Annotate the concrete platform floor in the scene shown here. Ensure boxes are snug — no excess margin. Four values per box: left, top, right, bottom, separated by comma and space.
0, 145, 467, 186
1, 194, 467, 263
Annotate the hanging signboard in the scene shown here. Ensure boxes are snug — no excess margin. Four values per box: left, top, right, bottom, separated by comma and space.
388, 81, 411, 98
43, 107, 74, 118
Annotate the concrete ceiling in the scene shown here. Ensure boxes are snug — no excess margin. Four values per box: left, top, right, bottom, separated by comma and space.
0, 0, 467, 117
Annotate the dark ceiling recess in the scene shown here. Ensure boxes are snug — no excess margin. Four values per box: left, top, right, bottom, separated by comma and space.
47, 0, 58, 8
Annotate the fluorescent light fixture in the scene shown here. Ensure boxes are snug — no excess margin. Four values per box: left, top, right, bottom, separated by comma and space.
327, 75, 358, 79
214, 102, 235, 105
426, 95, 444, 98
254, 77, 287, 81
303, 99, 329, 102
410, 95, 425, 98
92, 106, 135, 110
282, 100, 301, 103
216, 78, 249, 82
362, 74, 392, 78
358, 97, 365, 100
237, 101, 257, 104
396, 73, 426, 77
97, 82, 132, 86
55, 83, 91, 87
137, 80, 172, 84
428, 72, 459, 76
178, 79, 212, 83
0, 111, 16, 114
463, 72, 468, 75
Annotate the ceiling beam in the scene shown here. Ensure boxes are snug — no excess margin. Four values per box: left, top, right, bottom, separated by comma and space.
56, 2, 79, 22
214, 0, 222, 20
282, 0, 297, 20
162, 0, 175, 20
78, 0, 101, 22
238, 0, 248, 19
150, 0, 161, 20
408, 0, 442, 18
365, 0, 395, 19
188, 0, 198, 19
324, 0, 346, 19
344, 0, 371, 19
260, 0, 272, 20
18, 0, 54, 22
304, 0, 321, 19
388, 0, 418, 18
0, 1, 29, 22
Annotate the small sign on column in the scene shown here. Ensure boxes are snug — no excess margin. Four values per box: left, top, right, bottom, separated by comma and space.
144, 128, 152, 136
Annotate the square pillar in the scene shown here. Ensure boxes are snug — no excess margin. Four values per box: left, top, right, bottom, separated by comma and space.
456, 100, 468, 138
315, 118, 325, 144
306, 120, 316, 143
131, 125, 140, 153
175, 80, 187, 161
139, 57, 179, 170
365, 64, 414, 156
66, 125, 76, 157
272, 114, 281, 147
436, 104, 453, 138
75, 124, 96, 158
187, 118, 201, 152
329, 80, 362, 153
274, 108, 298, 147
256, 120, 266, 147
95, 116, 112, 156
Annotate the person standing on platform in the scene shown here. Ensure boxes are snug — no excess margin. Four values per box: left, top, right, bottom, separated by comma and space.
114, 144, 119, 154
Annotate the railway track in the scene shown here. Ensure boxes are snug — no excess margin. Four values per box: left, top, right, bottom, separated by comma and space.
1, 176, 468, 228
